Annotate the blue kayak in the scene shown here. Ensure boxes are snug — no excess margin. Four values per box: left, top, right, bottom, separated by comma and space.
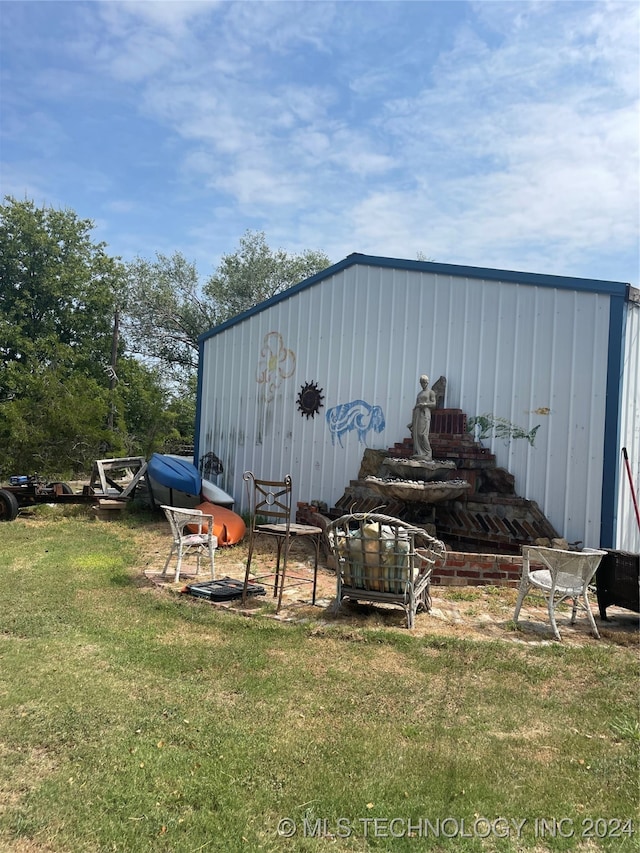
148, 453, 202, 496
147, 454, 235, 509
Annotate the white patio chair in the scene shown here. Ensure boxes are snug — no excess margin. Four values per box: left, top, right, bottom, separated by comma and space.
161, 505, 217, 583
513, 545, 607, 640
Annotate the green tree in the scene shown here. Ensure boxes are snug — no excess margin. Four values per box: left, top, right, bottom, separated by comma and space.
109, 358, 171, 458
205, 230, 331, 323
124, 232, 331, 383
0, 198, 179, 476
164, 375, 198, 452
0, 197, 124, 400
0, 198, 205, 476
124, 252, 214, 381
0, 367, 115, 476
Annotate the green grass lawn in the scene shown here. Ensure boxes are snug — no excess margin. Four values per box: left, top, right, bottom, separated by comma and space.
0, 509, 638, 852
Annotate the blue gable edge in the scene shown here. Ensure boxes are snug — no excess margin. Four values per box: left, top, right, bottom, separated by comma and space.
197, 255, 359, 344
194, 336, 205, 467
600, 293, 627, 548
197, 252, 632, 345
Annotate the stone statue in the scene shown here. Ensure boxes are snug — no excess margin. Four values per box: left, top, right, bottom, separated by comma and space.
364, 372, 469, 502
432, 375, 447, 409
408, 374, 437, 460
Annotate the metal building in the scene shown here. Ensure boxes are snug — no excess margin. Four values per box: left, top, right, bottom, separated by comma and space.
195, 254, 640, 551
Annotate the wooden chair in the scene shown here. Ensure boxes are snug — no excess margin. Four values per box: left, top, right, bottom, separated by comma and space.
242, 472, 322, 611
326, 512, 446, 629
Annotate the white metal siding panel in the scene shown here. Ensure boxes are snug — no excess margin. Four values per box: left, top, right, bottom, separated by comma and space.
198, 266, 611, 547
617, 300, 640, 551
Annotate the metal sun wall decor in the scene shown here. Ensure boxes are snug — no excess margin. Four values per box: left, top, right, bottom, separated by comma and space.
297, 381, 324, 418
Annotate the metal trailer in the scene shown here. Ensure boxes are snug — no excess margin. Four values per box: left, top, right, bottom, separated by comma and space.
0, 457, 150, 521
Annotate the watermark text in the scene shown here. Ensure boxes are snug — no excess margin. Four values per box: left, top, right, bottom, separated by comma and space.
276, 816, 634, 840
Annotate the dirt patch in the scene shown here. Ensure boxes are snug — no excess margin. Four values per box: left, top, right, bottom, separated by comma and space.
138, 526, 639, 647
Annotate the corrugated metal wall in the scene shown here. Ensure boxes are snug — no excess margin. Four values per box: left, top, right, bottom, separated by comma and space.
198, 263, 615, 548
617, 299, 640, 551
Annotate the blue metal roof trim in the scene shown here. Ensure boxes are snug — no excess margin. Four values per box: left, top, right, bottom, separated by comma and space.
197, 253, 632, 344
347, 254, 631, 295
600, 292, 627, 548
193, 335, 206, 466
197, 255, 359, 344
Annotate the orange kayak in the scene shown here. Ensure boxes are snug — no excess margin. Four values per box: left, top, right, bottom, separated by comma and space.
189, 502, 246, 545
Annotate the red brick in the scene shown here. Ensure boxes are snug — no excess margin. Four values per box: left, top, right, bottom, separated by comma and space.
436, 571, 458, 580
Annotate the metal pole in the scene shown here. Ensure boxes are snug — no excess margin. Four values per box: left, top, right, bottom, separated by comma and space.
107, 307, 120, 431
622, 447, 640, 533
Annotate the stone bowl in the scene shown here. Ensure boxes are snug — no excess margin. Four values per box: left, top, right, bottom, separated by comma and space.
364, 476, 472, 504
382, 457, 457, 482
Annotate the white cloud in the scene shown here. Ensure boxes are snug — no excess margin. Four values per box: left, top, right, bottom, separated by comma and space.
1, 0, 637, 280
98, 0, 220, 38
342, 1, 640, 271
222, 0, 336, 54
214, 165, 304, 208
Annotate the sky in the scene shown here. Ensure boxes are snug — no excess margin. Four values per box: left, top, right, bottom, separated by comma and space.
1, 0, 638, 284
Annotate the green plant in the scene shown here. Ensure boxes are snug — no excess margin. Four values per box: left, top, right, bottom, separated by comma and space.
443, 588, 482, 602
611, 716, 640, 743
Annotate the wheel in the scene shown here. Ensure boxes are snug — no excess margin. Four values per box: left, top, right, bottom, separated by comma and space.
0, 489, 19, 521
47, 481, 73, 494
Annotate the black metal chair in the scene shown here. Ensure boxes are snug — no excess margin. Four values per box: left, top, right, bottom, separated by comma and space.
242, 472, 322, 611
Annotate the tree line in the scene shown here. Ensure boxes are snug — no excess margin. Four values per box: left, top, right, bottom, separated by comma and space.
0, 197, 330, 478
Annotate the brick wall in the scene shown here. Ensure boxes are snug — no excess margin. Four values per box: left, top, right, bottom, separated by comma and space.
432, 552, 522, 588
297, 503, 523, 588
